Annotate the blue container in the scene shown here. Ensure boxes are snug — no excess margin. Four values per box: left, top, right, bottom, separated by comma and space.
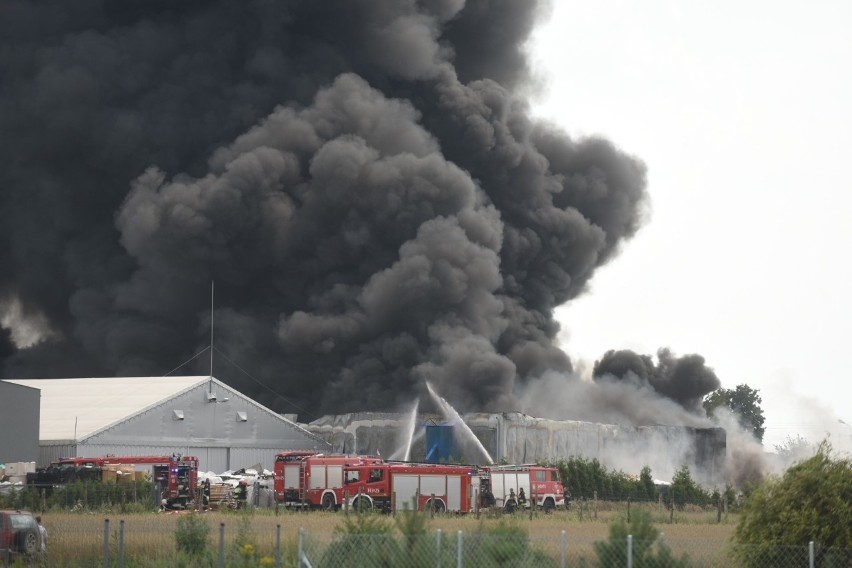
425, 424, 456, 463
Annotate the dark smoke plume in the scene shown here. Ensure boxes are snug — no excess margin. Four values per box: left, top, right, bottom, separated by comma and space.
1, 0, 649, 416
593, 348, 721, 412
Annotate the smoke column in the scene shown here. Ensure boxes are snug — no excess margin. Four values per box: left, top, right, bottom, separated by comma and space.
0, 0, 650, 417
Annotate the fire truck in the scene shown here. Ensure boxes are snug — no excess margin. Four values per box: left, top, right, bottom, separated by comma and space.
27, 454, 199, 509
345, 461, 486, 514
274, 452, 485, 513
273, 452, 383, 508
485, 464, 565, 513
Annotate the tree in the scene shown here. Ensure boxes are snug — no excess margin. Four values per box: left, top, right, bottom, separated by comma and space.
703, 384, 765, 442
668, 465, 712, 509
732, 441, 852, 567
773, 434, 814, 465
639, 466, 658, 501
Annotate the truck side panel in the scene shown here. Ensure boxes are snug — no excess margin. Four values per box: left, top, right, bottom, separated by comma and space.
446, 475, 462, 511
392, 474, 420, 508
284, 464, 300, 490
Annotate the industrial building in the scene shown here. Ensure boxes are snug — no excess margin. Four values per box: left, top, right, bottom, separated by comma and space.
306, 411, 727, 486
0, 380, 40, 465
3, 374, 726, 485
2, 376, 330, 472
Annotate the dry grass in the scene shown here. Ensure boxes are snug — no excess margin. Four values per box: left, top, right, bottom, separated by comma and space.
39, 503, 737, 566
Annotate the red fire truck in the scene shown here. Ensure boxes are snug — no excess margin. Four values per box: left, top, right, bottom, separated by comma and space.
485, 464, 565, 513
37, 454, 199, 509
273, 451, 485, 513
273, 452, 384, 508
344, 461, 486, 514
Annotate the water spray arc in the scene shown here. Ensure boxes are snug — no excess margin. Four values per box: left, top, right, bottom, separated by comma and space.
389, 400, 421, 461
425, 381, 494, 465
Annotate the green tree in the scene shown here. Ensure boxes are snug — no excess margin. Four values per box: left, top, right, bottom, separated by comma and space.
732, 441, 852, 567
703, 384, 766, 442
668, 465, 712, 509
594, 509, 692, 567
639, 466, 658, 501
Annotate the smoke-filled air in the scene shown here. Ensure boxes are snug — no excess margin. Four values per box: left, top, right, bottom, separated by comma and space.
0, 0, 729, 434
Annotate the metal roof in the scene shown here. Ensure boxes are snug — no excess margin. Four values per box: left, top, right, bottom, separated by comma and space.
5, 376, 210, 441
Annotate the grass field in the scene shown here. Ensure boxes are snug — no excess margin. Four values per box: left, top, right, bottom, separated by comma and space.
35, 503, 738, 567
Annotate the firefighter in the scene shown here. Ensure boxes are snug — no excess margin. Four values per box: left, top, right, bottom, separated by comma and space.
517, 487, 527, 507
507, 488, 517, 513
202, 479, 211, 508
233, 479, 248, 509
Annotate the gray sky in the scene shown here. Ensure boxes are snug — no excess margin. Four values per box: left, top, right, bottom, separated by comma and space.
529, 0, 852, 452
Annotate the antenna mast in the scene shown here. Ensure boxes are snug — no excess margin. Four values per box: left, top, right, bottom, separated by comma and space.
209, 281, 214, 390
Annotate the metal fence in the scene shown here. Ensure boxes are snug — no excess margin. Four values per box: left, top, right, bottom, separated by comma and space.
19, 516, 851, 568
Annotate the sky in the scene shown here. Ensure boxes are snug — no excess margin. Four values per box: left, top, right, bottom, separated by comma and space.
528, 0, 852, 452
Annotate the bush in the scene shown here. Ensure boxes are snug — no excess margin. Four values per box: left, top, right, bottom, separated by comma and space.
175, 513, 211, 558
594, 509, 692, 567
732, 441, 852, 567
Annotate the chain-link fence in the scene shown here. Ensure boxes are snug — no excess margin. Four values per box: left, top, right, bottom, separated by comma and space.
298, 531, 851, 568
15, 515, 850, 567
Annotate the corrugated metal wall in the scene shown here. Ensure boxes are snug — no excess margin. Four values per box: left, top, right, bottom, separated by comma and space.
0, 381, 40, 464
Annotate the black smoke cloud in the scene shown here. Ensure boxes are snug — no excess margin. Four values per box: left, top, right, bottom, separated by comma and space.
1, 0, 649, 416
593, 348, 721, 412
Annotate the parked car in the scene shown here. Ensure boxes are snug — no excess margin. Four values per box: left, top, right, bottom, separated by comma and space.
0, 509, 39, 561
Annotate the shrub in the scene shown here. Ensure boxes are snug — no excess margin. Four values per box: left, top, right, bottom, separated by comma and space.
594, 509, 692, 567
175, 513, 211, 558
732, 441, 852, 568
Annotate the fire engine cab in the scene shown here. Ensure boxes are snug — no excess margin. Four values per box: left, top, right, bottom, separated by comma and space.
486, 464, 564, 513
273, 452, 383, 509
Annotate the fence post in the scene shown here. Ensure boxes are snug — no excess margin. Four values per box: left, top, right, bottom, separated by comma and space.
627, 534, 633, 568
102, 518, 109, 568
218, 522, 225, 568
560, 530, 567, 568
275, 524, 281, 568
118, 519, 125, 568
716, 493, 722, 523
594, 490, 598, 520
809, 541, 815, 568
627, 496, 631, 524
298, 527, 305, 568
456, 530, 463, 568
431, 493, 435, 518
436, 528, 442, 568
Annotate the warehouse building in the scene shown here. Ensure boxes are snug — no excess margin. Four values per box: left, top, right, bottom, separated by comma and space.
0, 380, 40, 465
3, 376, 330, 472
306, 411, 727, 486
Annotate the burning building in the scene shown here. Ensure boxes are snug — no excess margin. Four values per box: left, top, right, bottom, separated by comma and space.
304, 411, 726, 487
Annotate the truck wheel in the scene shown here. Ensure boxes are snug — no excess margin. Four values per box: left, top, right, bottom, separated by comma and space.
353, 496, 372, 512
322, 493, 337, 511
543, 498, 555, 514
15, 529, 39, 555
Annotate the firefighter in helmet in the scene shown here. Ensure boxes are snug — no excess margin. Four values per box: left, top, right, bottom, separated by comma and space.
233, 480, 248, 509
